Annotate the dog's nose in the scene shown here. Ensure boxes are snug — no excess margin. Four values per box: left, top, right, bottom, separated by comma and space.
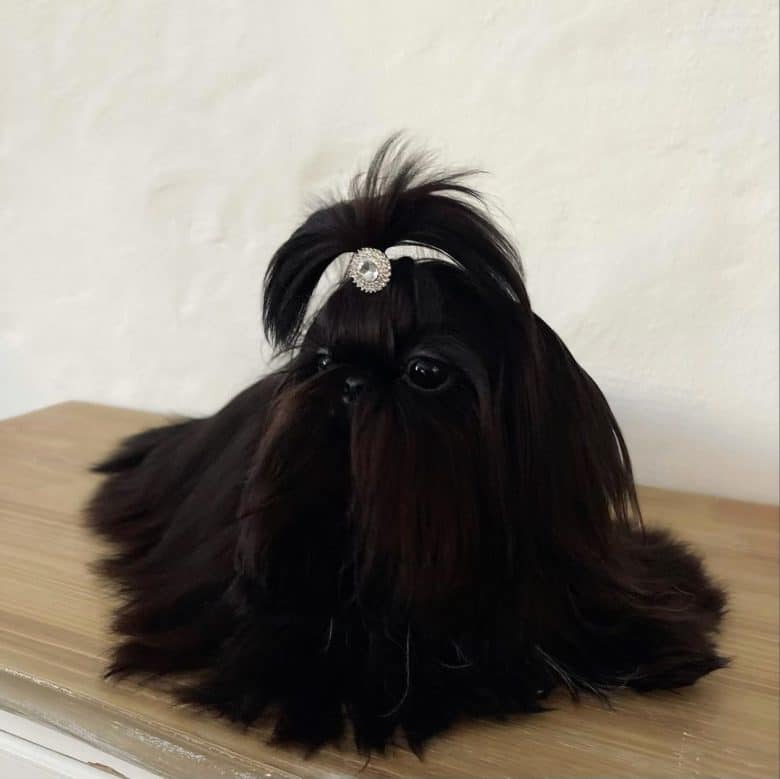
342, 375, 366, 405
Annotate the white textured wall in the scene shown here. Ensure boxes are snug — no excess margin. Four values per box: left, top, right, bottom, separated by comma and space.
1, 1, 777, 503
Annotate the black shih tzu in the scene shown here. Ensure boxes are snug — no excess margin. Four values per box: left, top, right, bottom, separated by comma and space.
87, 137, 727, 755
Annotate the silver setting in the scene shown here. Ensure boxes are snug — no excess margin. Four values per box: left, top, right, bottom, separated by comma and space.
347, 248, 391, 293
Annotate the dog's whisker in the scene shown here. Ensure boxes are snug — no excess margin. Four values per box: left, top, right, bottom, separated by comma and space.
322, 617, 335, 653
381, 626, 412, 718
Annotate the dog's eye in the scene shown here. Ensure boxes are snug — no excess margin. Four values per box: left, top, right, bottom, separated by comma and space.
315, 350, 332, 371
405, 357, 449, 391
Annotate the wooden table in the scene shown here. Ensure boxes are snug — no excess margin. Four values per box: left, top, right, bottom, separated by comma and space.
0, 402, 777, 778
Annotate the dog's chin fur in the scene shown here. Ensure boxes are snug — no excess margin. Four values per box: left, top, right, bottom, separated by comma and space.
86, 137, 727, 756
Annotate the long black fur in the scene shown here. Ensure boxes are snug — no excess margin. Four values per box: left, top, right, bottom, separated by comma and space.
87, 136, 727, 756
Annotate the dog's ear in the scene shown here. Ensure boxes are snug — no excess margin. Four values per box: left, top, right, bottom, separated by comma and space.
262, 134, 532, 350
510, 315, 641, 560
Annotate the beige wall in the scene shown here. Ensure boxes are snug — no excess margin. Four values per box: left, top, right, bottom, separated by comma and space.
1, 1, 777, 502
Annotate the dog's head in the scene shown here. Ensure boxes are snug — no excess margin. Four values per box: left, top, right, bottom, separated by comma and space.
238, 138, 639, 618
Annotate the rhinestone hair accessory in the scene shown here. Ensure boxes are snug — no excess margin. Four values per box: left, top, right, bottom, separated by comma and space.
347, 248, 392, 293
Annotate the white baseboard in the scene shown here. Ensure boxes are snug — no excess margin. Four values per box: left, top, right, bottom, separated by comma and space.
0, 710, 160, 779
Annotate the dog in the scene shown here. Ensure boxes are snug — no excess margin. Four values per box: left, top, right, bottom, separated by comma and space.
87, 137, 726, 755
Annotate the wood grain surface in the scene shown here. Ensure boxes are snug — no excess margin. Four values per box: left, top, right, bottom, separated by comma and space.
0, 402, 777, 778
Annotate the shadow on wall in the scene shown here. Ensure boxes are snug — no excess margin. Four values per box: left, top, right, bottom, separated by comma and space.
608, 382, 779, 505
